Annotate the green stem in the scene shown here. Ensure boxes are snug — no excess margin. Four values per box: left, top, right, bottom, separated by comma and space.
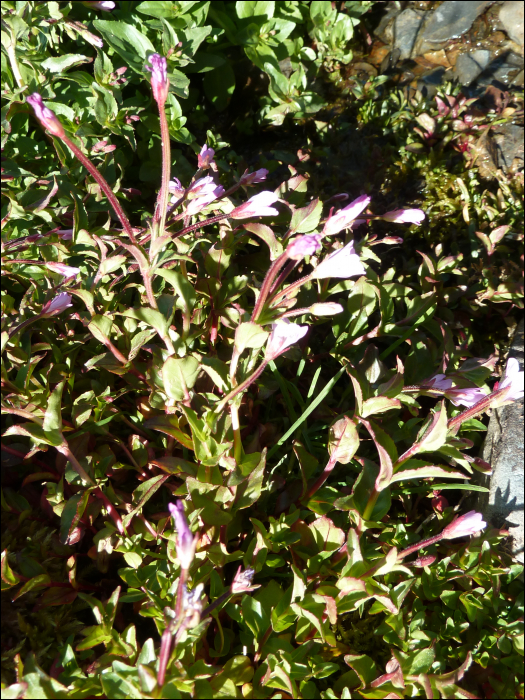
269, 272, 313, 308
397, 532, 443, 560
362, 488, 379, 521
6, 42, 25, 89
60, 134, 137, 245
152, 104, 171, 247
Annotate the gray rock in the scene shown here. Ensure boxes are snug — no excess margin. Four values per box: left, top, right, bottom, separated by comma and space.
477, 51, 525, 87
478, 319, 524, 563
394, 9, 425, 61
420, 1, 491, 43
454, 49, 492, 86
493, 123, 524, 172
499, 1, 524, 47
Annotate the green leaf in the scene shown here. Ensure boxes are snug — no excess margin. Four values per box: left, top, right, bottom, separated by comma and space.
289, 198, 322, 234
328, 416, 359, 464
361, 396, 401, 418
99, 255, 127, 276
163, 355, 201, 401
234, 322, 269, 354
390, 464, 467, 485
41, 54, 90, 73
122, 475, 169, 528
136, 1, 183, 18
43, 380, 65, 433
235, 449, 266, 510
1, 550, 21, 590
243, 223, 283, 260
144, 415, 194, 450
76, 625, 112, 651
360, 419, 396, 492
241, 595, 269, 642
156, 268, 196, 315
92, 20, 155, 75
236, 1, 275, 20
60, 490, 92, 545
122, 307, 168, 337
343, 654, 377, 688
12, 574, 51, 602
88, 315, 113, 344
413, 401, 448, 456
3, 423, 64, 447
351, 458, 391, 520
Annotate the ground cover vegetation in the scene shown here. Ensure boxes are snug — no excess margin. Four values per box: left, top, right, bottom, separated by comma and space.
1, 1, 524, 698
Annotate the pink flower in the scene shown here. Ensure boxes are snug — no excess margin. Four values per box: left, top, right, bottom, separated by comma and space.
425, 374, 453, 391
265, 320, 308, 361
41, 292, 73, 318
56, 229, 74, 240
231, 567, 259, 594
382, 209, 426, 225
322, 195, 371, 236
445, 386, 488, 408
184, 176, 224, 215
498, 357, 524, 402
46, 262, 81, 280
286, 234, 322, 261
146, 53, 168, 106
312, 241, 365, 279
442, 511, 486, 540
168, 501, 197, 571
239, 169, 269, 186
197, 144, 215, 169
26, 94, 65, 138
230, 191, 279, 220
82, 1, 115, 9
309, 302, 344, 316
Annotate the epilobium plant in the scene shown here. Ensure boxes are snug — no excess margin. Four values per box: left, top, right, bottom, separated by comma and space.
1, 22, 523, 700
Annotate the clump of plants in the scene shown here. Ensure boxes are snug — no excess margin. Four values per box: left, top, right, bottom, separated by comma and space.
2, 3, 524, 700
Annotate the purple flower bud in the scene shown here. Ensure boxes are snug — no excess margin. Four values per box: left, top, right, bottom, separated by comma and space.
26, 94, 65, 138
309, 302, 344, 316
382, 209, 426, 225
312, 241, 365, 279
46, 262, 81, 280
41, 292, 73, 318
82, 1, 115, 10
323, 195, 371, 236
445, 386, 488, 408
286, 234, 322, 261
442, 511, 486, 540
168, 500, 197, 571
56, 229, 74, 240
239, 168, 269, 186
265, 320, 308, 361
498, 357, 524, 402
197, 144, 215, 169
146, 53, 169, 107
230, 191, 279, 220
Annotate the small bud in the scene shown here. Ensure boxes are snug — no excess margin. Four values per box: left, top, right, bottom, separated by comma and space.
197, 144, 215, 169
41, 292, 73, 318
27, 94, 65, 138
82, 1, 115, 9
286, 234, 322, 261
309, 302, 344, 316
230, 191, 279, 220
239, 168, 269, 186
145, 53, 169, 107
231, 567, 259, 594
442, 511, 487, 540
382, 209, 425, 225
168, 500, 197, 571
46, 262, 81, 280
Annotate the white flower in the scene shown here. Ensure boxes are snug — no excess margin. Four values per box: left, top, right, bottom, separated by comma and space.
265, 320, 308, 360
311, 241, 365, 279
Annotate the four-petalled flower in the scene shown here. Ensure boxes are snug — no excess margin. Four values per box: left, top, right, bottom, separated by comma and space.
265, 320, 308, 361
46, 262, 81, 280
286, 234, 322, 261
198, 144, 215, 169
41, 293, 73, 318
